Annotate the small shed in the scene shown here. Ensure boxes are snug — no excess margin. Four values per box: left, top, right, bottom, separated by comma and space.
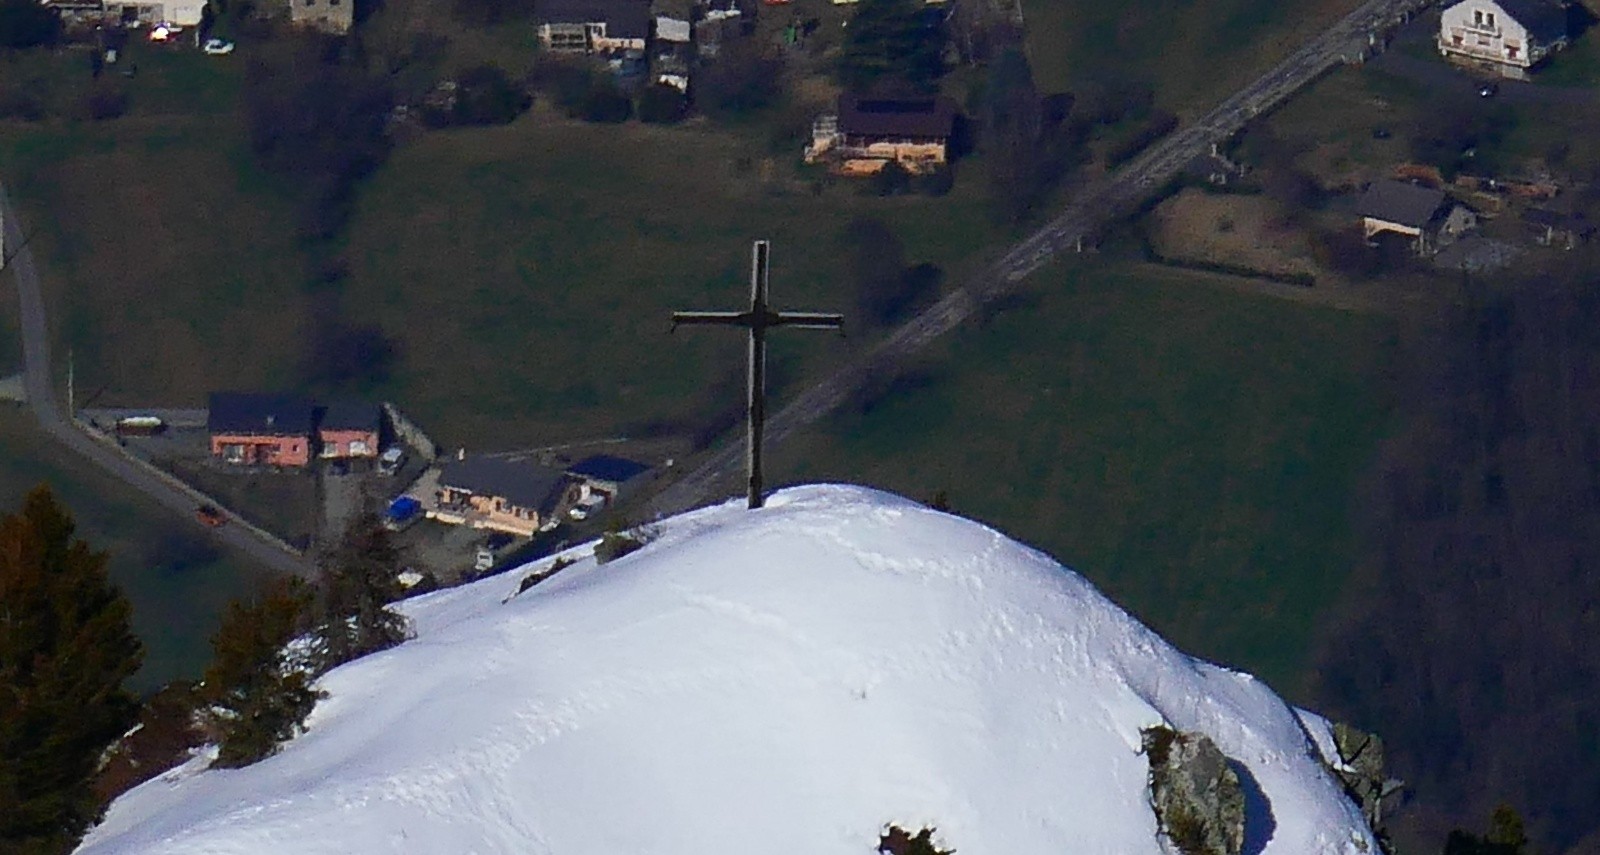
566, 455, 651, 502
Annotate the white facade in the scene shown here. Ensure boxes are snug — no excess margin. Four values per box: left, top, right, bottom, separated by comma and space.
105, 0, 205, 27
1438, 0, 1567, 77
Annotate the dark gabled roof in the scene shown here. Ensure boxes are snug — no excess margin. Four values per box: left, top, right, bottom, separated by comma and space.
1357, 180, 1448, 229
566, 454, 650, 484
837, 94, 957, 139
536, 0, 650, 38
1478, 0, 1570, 43
208, 392, 316, 437
320, 400, 381, 433
440, 457, 568, 513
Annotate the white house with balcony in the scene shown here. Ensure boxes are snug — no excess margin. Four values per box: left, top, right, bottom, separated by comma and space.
1438, 0, 1571, 79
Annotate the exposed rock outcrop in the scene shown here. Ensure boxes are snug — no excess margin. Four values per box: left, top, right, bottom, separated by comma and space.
1143, 725, 1246, 855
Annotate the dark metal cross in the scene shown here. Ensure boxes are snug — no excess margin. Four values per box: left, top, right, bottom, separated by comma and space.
672, 240, 843, 509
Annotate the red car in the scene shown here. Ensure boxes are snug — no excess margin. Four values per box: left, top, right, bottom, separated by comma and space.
196, 505, 227, 527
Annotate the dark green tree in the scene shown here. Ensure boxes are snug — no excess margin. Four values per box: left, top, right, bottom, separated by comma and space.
447, 64, 532, 126
0, 0, 61, 50
317, 513, 409, 668
0, 487, 143, 855
637, 82, 688, 125
838, 0, 944, 92
202, 579, 321, 769
1443, 805, 1528, 855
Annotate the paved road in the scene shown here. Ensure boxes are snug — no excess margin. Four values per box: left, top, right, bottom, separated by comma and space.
644, 0, 1439, 517
1, 182, 313, 578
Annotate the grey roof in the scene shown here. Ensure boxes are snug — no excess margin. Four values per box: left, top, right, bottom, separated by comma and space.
1357, 180, 1447, 229
208, 392, 316, 437
566, 454, 649, 485
440, 457, 568, 513
1449, 0, 1571, 43
320, 400, 381, 433
536, 0, 650, 38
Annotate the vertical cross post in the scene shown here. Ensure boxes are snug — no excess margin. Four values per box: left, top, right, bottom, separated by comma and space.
672, 240, 843, 509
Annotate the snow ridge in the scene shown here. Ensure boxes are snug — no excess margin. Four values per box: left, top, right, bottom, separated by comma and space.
79, 484, 1375, 855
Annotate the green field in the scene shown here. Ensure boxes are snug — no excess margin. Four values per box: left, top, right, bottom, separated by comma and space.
345, 116, 1000, 447
778, 260, 1397, 697
0, 408, 271, 691
1023, 0, 1359, 113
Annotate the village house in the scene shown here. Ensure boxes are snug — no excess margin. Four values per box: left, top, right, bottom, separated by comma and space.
565, 455, 650, 503
208, 392, 317, 468
288, 0, 354, 34
318, 401, 381, 460
535, 0, 649, 54
805, 94, 958, 176
1356, 179, 1478, 254
431, 456, 571, 537
1438, 0, 1571, 80
102, 0, 206, 28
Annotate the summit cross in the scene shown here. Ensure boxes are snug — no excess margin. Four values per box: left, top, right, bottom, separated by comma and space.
672, 240, 843, 510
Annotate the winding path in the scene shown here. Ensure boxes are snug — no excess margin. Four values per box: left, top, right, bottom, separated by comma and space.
1, 182, 313, 578
645, 0, 1437, 517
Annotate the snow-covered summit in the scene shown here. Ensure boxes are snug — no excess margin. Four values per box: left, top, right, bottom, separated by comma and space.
80, 485, 1375, 855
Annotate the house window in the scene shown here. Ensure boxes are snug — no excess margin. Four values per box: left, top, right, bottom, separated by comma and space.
222, 443, 246, 463
350, 439, 371, 455
1486, 12, 1495, 28
1507, 43, 1520, 58
1473, 9, 1483, 25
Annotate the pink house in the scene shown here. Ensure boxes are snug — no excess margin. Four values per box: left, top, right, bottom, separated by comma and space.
208, 393, 316, 468
318, 401, 381, 459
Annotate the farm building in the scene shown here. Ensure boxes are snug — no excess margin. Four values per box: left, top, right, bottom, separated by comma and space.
208, 393, 317, 468
805, 94, 958, 175
102, 0, 206, 27
1438, 0, 1570, 79
1356, 179, 1478, 254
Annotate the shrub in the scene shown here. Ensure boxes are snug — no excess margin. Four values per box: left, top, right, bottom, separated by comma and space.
443, 64, 532, 127
878, 824, 954, 855
80, 84, 129, 121
594, 531, 646, 564
637, 82, 688, 124
515, 556, 576, 595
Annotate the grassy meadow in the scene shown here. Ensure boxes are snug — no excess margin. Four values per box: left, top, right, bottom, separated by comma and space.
1022, 0, 1359, 114
776, 260, 1397, 697
0, 408, 271, 691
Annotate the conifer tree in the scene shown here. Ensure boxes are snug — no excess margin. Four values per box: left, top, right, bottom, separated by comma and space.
0, 486, 143, 855
317, 512, 409, 668
201, 579, 321, 769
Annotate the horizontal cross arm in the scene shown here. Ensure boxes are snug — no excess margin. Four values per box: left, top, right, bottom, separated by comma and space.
771, 312, 845, 330
672, 311, 752, 329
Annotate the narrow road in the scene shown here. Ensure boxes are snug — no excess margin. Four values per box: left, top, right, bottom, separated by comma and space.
1, 182, 313, 578
645, 0, 1437, 517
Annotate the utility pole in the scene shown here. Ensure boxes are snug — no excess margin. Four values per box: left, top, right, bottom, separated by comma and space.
672, 241, 844, 509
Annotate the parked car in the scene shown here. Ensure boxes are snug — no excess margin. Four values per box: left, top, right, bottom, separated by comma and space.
378, 446, 406, 476
202, 38, 235, 55
1478, 81, 1499, 98
473, 547, 495, 573
195, 505, 227, 527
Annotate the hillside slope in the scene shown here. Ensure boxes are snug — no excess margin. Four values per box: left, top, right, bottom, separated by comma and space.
79, 485, 1376, 855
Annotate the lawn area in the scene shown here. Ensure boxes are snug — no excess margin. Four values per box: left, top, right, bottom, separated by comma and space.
343, 114, 1000, 448
0, 407, 272, 692
775, 259, 1397, 698
2, 63, 1001, 452
1023, 0, 1360, 114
